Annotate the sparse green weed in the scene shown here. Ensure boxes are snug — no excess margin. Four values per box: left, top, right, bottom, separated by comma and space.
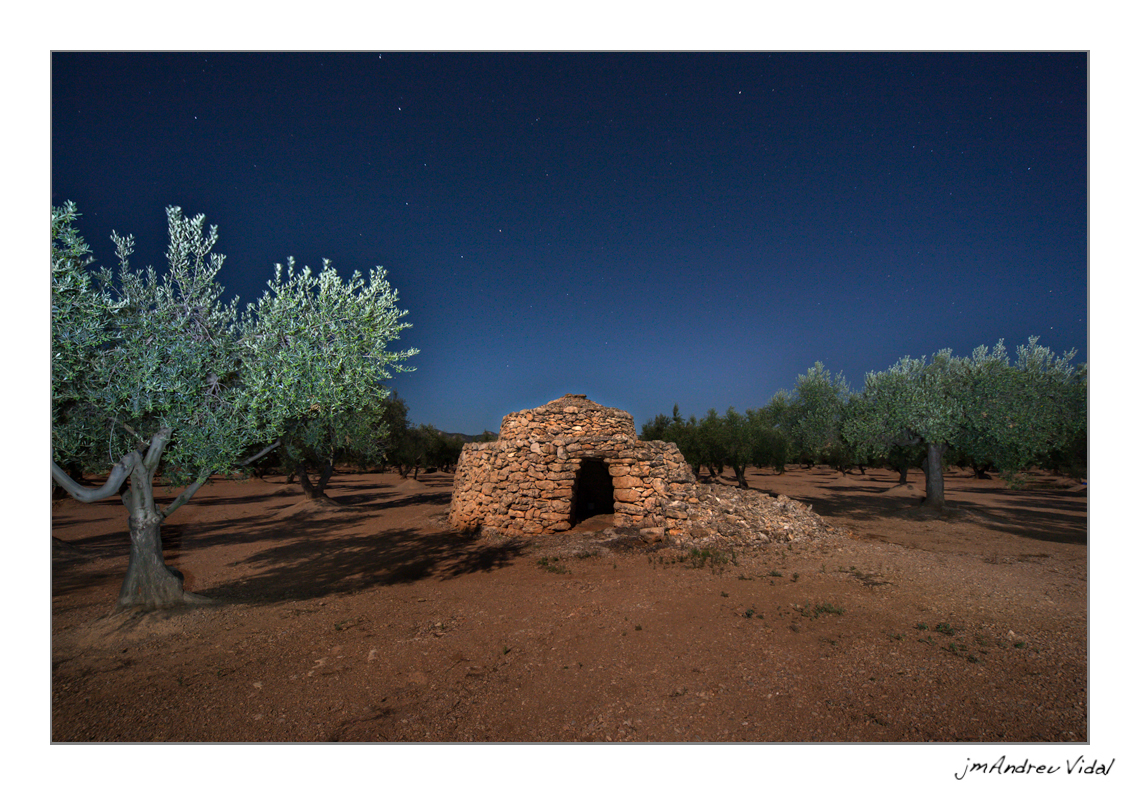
797, 602, 846, 619
537, 556, 569, 574
684, 547, 736, 573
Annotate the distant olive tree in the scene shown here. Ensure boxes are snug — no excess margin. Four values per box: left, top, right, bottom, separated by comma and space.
957, 338, 1086, 484
785, 362, 851, 468
693, 409, 728, 480
643, 403, 792, 486
640, 413, 673, 443
51, 205, 415, 609
719, 407, 754, 488
386, 422, 463, 479
275, 406, 391, 498
885, 442, 927, 485
843, 339, 1085, 511
378, 393, 416, 476
745, 406, 789, 474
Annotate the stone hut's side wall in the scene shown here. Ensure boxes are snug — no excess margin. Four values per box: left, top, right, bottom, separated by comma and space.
448, 436, 699, 536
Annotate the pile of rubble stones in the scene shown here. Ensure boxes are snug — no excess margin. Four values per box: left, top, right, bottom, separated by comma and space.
679, 483, 841, 546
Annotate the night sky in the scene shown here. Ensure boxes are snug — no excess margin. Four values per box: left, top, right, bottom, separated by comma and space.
51, 52, 1087, 435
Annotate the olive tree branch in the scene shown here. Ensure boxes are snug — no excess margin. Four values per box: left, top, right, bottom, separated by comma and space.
159, 439, 282, 520
51, 452, 140, 504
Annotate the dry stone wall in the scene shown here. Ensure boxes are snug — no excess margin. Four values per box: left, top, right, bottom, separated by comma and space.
448, 395, 699, 535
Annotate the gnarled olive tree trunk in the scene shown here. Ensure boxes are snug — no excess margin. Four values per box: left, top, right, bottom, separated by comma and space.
119, 508, 186, 609
116, 454, 203, 610
730, 464, 749, 489
294, 460, 337, 504
52, 431, 279, 611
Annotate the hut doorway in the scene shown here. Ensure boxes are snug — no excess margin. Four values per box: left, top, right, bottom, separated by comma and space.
571, 458, 615, 526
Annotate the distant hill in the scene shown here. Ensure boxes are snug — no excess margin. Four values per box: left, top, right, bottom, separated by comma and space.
440, 431, 499, 444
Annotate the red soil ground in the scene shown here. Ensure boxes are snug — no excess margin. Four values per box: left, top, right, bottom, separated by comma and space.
51, 465, 1089, 746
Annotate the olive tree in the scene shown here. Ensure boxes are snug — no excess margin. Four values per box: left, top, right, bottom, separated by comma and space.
50, 205, 415, 609
696, 409, 729, 480
717, 407, 754, 488
844, 339, 1085, 511
643, 402, 790, 483
745, 406, 789, 474
956, 338, 1086, 483
51, 205, 264, 608
239, 259, 416, 501
388, 424, 465, 478
274, 405, 391, 499
785, 362, 851, 468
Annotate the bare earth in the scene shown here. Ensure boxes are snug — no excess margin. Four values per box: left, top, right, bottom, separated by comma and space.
51, 466, 1087, 743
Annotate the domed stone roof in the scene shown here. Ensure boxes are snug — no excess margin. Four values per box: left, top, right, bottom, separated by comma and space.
497, 394, 637, 444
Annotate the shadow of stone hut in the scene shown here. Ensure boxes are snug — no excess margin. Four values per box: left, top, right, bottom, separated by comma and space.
448, 394, 698, 536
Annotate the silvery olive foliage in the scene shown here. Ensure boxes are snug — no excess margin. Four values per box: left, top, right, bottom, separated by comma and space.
785, 362, 851, 465
843, 339, 1086, 480
51, 204, 417, 606
52, 204, 250, 485
844, 350, 963, 459
52, 206, 417, 493
237, 258, 418, 472
107, 210, 250, 482
643, 337, 1084, 507
51, 202, 114, 468
957, 338, 1086, 477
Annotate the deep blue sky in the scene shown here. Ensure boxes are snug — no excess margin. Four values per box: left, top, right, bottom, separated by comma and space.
51, 52, 1087, 435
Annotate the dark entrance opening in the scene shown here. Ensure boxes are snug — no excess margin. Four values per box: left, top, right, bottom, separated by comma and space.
571, 458, 614, 526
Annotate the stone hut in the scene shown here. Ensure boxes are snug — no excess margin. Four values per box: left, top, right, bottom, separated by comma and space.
448, 394, 699, 536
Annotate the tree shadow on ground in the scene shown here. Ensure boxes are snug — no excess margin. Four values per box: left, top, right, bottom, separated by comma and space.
113, 487, 524, 604
745, 471, 1087, 547
52, 542, 126, 601
196, 525, 528, 604
51, 527, 132, 558
51, 482, 483, 606
932, 504, 1087, 546
807, 483, 1089, 545
777, 488, 923, 522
